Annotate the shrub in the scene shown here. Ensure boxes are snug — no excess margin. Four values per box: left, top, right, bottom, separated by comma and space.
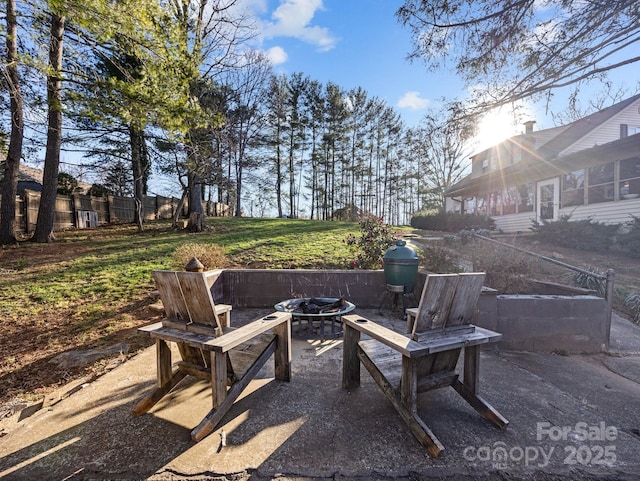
344, 216, 397, 269
572, 266, 606, 295
173, 242, 229, 270
530, 215, 618, 251
410, 212, 495, 232
616, 215, 640, 259
471, 242, 538, 294
623, 293, 640, 323
420, 244, 463, 273
422, 235, 539, 293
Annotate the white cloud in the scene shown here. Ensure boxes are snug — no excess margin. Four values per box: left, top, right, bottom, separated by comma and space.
397, 91, 430, 110
266, 46, 288, 65
262, 0, 338, 52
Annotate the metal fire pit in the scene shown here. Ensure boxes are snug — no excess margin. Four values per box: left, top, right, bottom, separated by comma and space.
274, 297, 356, 339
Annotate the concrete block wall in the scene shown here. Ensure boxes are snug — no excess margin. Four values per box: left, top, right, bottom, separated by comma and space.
220, 269, 387, 308
212, 269, 609, 354
492, 295, 608, 353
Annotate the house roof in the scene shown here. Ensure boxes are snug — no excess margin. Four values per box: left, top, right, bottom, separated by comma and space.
536, 92, 640, 159
4, 165, 93, 192
18, 165, 44, 183
470, 123, 569, 161
446, 133, 640, 197
448, 93, 640, 197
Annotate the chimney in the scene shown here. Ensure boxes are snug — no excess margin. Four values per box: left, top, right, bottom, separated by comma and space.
524, 120, 536, 135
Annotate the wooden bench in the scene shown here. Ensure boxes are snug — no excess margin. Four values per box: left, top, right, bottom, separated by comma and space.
342, 273, 508, 457
133, 270, 292, 442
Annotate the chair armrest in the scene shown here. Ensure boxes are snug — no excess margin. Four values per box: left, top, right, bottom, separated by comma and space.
413, 325, 501, 353
205, 311, 291, 353
343, 316, 502, 357
204, 269, 223, 288
342, 314, 424, 358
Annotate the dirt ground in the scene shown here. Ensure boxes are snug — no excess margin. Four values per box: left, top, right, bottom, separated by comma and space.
1, 231, 639, 426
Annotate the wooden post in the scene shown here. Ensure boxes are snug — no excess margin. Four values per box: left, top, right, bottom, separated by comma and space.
106, 195, 113, 224
211, 351, 227, 408
342, 322, 361, 388
463, 345, 479, 395
23, 190, 30, 234
401, 356, 418, 414
274, 317, 291, 381
157, 339, 172, 387
185, 257, 204, 272
72, 194, 81, 228
605, 269, 615, 350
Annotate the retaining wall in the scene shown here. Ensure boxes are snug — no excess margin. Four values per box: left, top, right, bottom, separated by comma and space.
214, 269, 610, 354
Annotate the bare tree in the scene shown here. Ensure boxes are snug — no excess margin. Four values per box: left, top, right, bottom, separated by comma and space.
551, 82, 640, 125
397, 1, 640, 115
408, 107, 473, 211
220, 50, 272, 217
265, 74, 288, 218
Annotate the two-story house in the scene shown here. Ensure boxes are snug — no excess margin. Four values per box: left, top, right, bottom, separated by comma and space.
445, 93, 640, 233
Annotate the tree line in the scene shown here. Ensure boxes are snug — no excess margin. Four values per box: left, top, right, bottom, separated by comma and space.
0, 0, 471, 245
10, 0, 629, 244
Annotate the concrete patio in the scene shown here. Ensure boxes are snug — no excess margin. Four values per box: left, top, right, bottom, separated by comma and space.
1, 309, 639, 481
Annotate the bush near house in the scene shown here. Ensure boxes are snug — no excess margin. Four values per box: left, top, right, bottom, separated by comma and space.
616, 215, 640, 259
421, 235, 539, 294
530, 215, 618, 252
410, 212, 495, 232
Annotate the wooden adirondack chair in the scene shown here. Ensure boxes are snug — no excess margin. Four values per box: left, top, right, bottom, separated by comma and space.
133, 270, 292, 442
341, 272, 508, 457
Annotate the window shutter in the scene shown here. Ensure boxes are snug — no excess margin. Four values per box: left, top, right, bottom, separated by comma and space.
621, 124, 628, 138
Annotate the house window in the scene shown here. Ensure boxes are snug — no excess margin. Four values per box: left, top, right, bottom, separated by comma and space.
482, 159, 489, 173
463, 197, 475, 214
562, 169, 585, 207
620, 124, 640, 138
517, 183, 534, 212
619, 156, 640, 199
587, 162, 615, 204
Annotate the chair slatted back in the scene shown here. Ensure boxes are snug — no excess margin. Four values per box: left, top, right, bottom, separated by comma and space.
411, 273, 485, 338
152, 270, 223, 336
411, 273, 486, 385
411, 274, 459, 335
445, 273, 486, 327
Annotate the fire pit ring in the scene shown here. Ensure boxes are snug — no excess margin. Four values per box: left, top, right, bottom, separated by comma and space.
274, 297, 356, 339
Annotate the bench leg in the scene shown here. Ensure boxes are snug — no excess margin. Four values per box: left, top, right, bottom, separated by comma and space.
452, 345, 509, 429
191, 336, 279, 442
342, 323, 361, 389
274, 318, 291, 381
133, 339, 187, 415
357, 347, 445, 457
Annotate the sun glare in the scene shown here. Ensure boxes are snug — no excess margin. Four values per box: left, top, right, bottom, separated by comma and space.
474, 109, 522, 152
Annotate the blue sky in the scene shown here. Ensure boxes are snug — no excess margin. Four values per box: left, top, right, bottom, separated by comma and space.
249, 0, 455, 128
246, 0, 640, 151
245, 0, 534, 149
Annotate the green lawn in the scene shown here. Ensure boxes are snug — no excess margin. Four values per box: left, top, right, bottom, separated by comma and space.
4, 217, 409, 401
0, 217, 372, 326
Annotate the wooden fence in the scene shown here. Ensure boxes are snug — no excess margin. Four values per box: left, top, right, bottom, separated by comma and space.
4, 190, 232, 234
